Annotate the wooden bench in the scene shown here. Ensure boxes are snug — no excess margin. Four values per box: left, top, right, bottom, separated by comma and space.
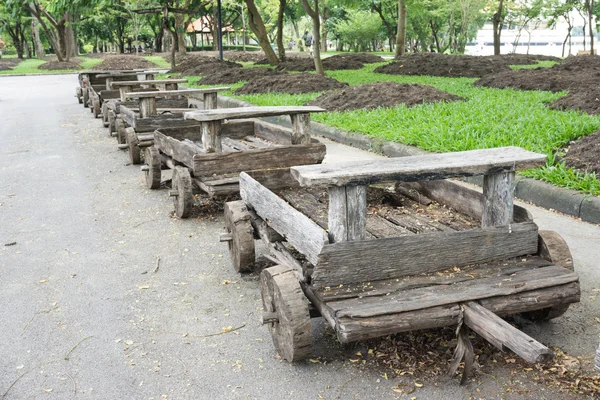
111, 79, 188, 100
126, 88, 230, 118
225, 146, 580, 371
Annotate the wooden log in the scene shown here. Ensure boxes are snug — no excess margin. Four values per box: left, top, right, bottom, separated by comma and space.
291, 147, 546, 188
312, 221, 540, 287
290, 113, 311, 144
138, 140, 154, 148
201, 121, 222, 153
329, 265, 577, 318
240, 172, 328, 266
328, 185, 367, 243
482, 171, 515, 228
139, 97, 157, 118
463, 301, 553, 363
204, 92, 218, 110
192, 142, 327, 177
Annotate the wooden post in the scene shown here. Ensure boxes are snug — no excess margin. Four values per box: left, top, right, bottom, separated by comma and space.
290, 113, 311, 144
201, 121, 222, 153
204, 92, 218, 110
328, 185, 367, 243
165, 83, 178, 90
119, 85, 132, 101
106, 76, 114, 90
482, 171, 514, 228
139, 97, 157, 118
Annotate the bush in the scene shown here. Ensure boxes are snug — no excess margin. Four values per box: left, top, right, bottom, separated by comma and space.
82, 44, 94, 54
2, 44, 17, 56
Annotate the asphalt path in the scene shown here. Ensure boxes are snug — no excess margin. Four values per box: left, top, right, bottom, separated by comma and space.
0, 75, 599, 399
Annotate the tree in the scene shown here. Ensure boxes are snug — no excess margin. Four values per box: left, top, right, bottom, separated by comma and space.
245, 0, 280, 64
0, 0, 30, 59
334, 10, 382, 51
301, 0, 324, 74
491, 0, 505, 55
395, 0, 406, 55
584, 0, 595, 53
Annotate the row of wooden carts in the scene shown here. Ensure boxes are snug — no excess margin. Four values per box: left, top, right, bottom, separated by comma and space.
75, 68, 580, 382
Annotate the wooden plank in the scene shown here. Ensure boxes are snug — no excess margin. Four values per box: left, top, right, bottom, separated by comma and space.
314, 256, 551, 303
290, 113, 311, 144
254, 120, 293, 145
153, 130, 199, 169
312, 221, 540, 287
482, 171, 515, 227
330, 265, 578, 318
203, 92, 218, 109
328, 185, 367, 242
245, 168, 302, 191
412, 180, 532, 223
135, 117, 204, 132
192, 142, 326, 177
222, 120, 255, 139
184, 106, 326, 122
111, 79, 187, 87
201, 121, 221, 153
463, 301, 553, 363
240, 172, 328, 266
139, 97, 157, 118
291, 147, 546, 187
127, 88, 229, 99
280, 189, 328, 230
366, 214, 414, 238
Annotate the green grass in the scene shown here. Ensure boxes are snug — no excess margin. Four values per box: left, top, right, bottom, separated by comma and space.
0, 56, 102, 75
180, 61, 599, 195
510, 60, 558, 70
144, 55, 171, 69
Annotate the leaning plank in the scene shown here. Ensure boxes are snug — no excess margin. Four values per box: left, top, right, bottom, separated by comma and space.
153, 131, 199, 169
291, 147, 546, 187
312, 221, 539, 287
330, 265, 578, 318
184, 106, 326, 122
240, 172, 328, 266
463, 301, 553, 363
192, 142, 326, 177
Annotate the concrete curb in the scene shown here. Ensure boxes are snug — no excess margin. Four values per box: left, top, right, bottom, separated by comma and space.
217, 93, 600, 224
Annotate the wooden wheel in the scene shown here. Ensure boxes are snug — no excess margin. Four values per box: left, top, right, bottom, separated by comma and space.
524, 230, 575, 321
260, 266, 312, 362
108, 111, 116, 135
115, 118, 126, 145
102, 103, 109, 127
144, 147, 162, 189
76, 87, 83, 104
171, 166, 193, 218
223, 201, 255, 273
126, 128, 142, 165
83, 88, 89, 108
92, 97, 101, 118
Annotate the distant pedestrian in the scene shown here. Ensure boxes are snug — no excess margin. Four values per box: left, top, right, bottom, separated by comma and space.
303, 30, 313, 54
412, 45, 418, 53
0, 36, 5, 59
288, 39, 295, 51
429, 44, 435, 53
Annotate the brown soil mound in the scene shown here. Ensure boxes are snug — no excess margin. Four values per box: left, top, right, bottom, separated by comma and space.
224, 51, 265, 62
306, 82, 464, 111
549, 87, 600, 115
171, 55, 242, 76
375, 53, 520, 78
273, 56, 366, 72
326, 52, 385, 64
95, 55, 157, 70
234, 73, 348, 94
38, 60, 81, 70
562, 129, 600, 176
0, 58, 20, 71
198, 67, 282, 85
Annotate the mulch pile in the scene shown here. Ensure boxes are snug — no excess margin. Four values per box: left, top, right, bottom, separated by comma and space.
328, 52, 385, 64
562, 129, 600, 176
306, 82, 464, 112
375, 53, 559, 78
267, 53, 385, 72
0, 58, 20, 71
224, 51, 266, 62
170, 54, 242, 76
38, 60, 82, 70
234, 73, 347, 94
95, 55, 157, 70
198, 67, 282, 85
549, 89, 600, 115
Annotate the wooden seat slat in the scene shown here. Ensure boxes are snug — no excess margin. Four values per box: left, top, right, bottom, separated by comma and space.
126, 88, 230, 98
111, 79, 187, 87
184, 106, 326, 122
291, 147, 546, 187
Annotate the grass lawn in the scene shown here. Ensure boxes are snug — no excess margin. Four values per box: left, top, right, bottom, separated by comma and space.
184, 62, 600, 195
144, 55, 171, 69
0, 56, 103, 75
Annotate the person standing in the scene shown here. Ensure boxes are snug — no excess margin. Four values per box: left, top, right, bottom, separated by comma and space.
303, 30, 312, 54
0, 36, 5, 59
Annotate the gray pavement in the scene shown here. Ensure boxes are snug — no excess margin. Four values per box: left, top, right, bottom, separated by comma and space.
1, 75, 599, 400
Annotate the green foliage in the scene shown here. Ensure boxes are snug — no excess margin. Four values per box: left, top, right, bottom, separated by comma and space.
510, 60, 559, 70
333, 10, 383, 51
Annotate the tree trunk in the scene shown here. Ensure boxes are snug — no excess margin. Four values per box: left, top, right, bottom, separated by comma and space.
155, 28, 164, 52
32, 18, 46, 59
587, 0, 595, 54
395, 0, 406, 57
276, 0, 286, 61
320, 0, 328, 52
175, 12, 187, 54
245, 0, 280, 65
492, 0, 504, 55
301, 0, 324, 75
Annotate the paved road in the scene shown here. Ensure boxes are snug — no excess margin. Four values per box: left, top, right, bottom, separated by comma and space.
0, 75, 598, 400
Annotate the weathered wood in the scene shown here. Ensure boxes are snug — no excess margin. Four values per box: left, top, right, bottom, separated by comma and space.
224, 201, 256, 272
412, 180, 532, 223
172, 166, 193, 218
290, 113, 311, 144
291, 147, 546, 188
245, 168, 302, 191
240, 172, 328, 266
154, 130, 201, 170
463, 301, 553, 363
119, 85, 133, 101
312, 221, 540, 287
193, 142, 326, 177
203, 92, 218, 109
184, 106, 326, 122
394, 184, 433, 205
254, 120, 293, 145
482, 171, 515, 227
329, 265, 577, 318
111, 79, 187, 88
133, 116, 204, 132
127, 88, 229, 99
328, 185, 367, 243
139, 97, 157, 118
201, 121, 222, 153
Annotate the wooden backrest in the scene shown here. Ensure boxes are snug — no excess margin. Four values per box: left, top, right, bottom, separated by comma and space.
184, 106, 326, 122
290, 147, 546, 187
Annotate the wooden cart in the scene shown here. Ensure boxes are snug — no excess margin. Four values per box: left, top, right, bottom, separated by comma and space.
76, 69, 146, 105
147, 106, 328, 218
116, 88, 228, 164
223, 147, 580, 366
102, 79, 188, 129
